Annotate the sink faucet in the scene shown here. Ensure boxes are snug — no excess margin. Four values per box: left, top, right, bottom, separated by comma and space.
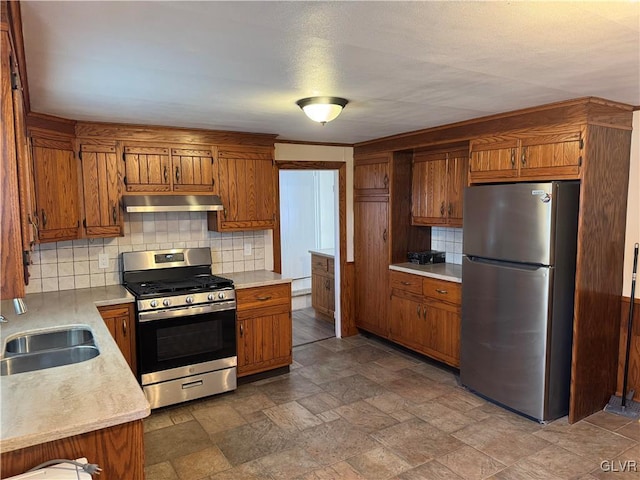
0, 298, 27, 322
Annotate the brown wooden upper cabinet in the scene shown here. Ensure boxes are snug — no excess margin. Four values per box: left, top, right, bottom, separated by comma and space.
31, 135, 80, 242
411, 148, 468, 227
80, 143, 123, 237
208, 145, 276, 231
354, 153, 391, 196
122, 144, 215, 193
469, 131, 583, 183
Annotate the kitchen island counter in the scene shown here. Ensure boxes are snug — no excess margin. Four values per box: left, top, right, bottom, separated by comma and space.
0, 286, 149, 452
389, 262, 462, 283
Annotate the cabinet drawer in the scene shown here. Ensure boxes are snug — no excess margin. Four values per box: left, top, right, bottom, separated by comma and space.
236, 283, 291, 311
312, 255, 329, 273
422, 278, 461, 306
390, 271, 423, 295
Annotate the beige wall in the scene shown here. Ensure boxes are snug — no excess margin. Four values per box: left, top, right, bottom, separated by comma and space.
623, 110, 640, 297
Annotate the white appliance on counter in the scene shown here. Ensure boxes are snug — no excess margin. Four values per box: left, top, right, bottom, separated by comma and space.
461, 181, 580, 422
6, 458, 92, 479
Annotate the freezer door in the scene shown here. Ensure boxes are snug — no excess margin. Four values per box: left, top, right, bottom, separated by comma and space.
463, 182, 555, 265
461, 256, 557, 421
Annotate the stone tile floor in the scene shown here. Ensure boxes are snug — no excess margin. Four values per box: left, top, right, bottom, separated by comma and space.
144, 335, 640, 479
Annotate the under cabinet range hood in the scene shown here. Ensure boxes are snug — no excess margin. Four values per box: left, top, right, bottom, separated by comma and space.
122, 195, 224, 213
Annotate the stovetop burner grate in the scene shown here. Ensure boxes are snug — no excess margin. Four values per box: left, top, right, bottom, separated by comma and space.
125, 274, 233, 298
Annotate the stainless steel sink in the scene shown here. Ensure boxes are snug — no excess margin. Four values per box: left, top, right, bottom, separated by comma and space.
5, 327, 95, 355
1, 327, 100, 376
1, 345, 100, 376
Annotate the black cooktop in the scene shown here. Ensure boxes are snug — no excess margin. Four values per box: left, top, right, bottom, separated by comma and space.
125, 274, 233, 298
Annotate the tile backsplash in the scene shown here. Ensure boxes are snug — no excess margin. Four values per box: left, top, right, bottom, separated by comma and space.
431, 227, 463, 264
25, 212, 269, 294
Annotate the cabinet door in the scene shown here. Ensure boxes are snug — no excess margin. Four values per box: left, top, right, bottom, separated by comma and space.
354, 198, 389, 336
98, 304, 137, 374
446, 150, 469, 227
519, 132, 582, 180
1, 33, 25, 298
411, 152, 448, 225
171, 147, 215, 192
237, 305, 292, 377
122, 145, 171, 192
389, 293, 424, 352
469, 138, 518, 183
354, 153, 390, 196
80, 144, 122, 237
312, 271, 333, 318
31, 136, 80, 242
210, 146, 276, 231
423, 305, 460, 368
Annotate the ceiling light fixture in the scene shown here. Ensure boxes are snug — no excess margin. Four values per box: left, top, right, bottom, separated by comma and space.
296, 96, 349, 125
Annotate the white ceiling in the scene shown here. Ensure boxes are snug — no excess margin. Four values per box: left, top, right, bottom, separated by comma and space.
20, 1, 640, 145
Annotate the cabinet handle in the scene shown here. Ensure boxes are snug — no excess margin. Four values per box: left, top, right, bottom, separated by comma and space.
382, 229, 388, 242
122, 319, 127, 337
448, 203, 452, 216
175, 166, 181, 182
435, 289, 448, 294
163, 165, 168, 183
240, 323, 244, 337
423, 307, 427, 320
41, 209, 47, 228
256, 295, 272, 301
223, 208, 227, 219
511, 148, 516, 167
325, 279, 330, 290
112, 204, 117, 224
440, 202, 445, 216
521, 146, 527, 166
401, 281, 412, 286
383, 174, 389, 188
417, 305, 421, 317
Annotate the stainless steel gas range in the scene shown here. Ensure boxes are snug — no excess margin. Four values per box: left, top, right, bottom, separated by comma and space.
122, 248, 236, 409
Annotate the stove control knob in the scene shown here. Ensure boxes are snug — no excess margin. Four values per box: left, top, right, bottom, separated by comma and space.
218, 292, 225, 300
207, 293, 215, 301
185, 296, 194, 304
163, 299, 171, 307
150, 300, 158, 308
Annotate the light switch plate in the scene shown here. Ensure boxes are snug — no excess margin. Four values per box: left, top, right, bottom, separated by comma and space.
98, 253, 109, 269
244, 243, 252, 256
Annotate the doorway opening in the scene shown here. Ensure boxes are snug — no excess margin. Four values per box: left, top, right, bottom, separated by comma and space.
279, 167, 340, 347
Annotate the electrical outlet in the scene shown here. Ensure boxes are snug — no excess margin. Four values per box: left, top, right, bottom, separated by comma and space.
244, 243, 252, 256
98, 253, 109, 269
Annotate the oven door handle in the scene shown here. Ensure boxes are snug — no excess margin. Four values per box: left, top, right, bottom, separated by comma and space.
138, 301, 236, 322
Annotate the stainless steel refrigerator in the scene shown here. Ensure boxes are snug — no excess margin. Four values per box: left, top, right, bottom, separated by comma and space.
461, 181, 580, 422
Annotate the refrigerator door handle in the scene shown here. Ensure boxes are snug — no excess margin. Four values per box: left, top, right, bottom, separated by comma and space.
465, 255, 548, 271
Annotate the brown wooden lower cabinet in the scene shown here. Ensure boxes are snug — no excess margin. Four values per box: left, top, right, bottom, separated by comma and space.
98, 303, 137, 375
311, 253, 335, 319
389, 270, 461, 367
236, 283, 292, 377
0, 420, 145, 479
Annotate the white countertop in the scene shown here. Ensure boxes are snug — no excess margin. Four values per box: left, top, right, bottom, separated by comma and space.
0, 286, 150, 452
223, 270, 291, 289
389, 262, 462, 283
308, 249, 335, 259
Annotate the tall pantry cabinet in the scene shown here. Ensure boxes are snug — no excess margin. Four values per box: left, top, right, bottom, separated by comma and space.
353, 151, 431, 337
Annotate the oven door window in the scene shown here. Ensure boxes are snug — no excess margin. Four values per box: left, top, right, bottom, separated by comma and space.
138, 308, 236, 375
